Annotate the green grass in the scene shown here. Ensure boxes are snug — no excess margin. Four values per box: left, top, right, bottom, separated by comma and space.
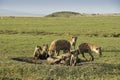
0, 16, 120, 36
0, 16, 120, 80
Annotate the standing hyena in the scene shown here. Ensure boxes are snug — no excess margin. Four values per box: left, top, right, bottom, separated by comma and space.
78, 43, 102, 61
48, 37, 78, 57
33, 45, 42, 59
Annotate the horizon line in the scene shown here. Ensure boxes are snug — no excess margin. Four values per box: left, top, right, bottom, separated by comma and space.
0, 13, 120, 17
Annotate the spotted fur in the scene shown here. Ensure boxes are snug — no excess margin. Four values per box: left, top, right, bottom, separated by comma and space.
47, 57, 62, 65
68, 36, 77, 49
48, 39, 71, 56
78, 43, 102, 61
33, 45, 42, 59
59, 50, 79, 66
48, 37, 78, 57
39, 44, 49, 59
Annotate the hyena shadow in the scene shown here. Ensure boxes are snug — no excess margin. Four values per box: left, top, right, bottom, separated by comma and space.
11, 57, 47, 64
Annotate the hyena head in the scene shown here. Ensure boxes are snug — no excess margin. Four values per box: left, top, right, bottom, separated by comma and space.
71, 36, 78, 46
36, 45, 42, 52
42, 44, 48, 52
48, 50, 55, 57
71, 49, 79, 56
93, 47, 102, 57
34, 45, 42, 58
41, 44, 49, 59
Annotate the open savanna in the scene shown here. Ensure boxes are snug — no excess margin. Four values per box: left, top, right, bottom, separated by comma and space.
0, 16, 120, 80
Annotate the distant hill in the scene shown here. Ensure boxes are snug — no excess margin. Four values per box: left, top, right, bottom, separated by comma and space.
45, 11, 80, 17
45, 11, 120, 17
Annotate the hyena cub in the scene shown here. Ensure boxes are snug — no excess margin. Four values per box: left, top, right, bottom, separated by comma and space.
40, 44, 49, 59
33, 45, 42, 59
78, 43, 102, 61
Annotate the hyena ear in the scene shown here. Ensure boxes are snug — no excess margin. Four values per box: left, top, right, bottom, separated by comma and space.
36, 45, 40, 47
43, 44, 45, 46
46, 44, 48, 47
96, 47, 100, 50
75, 36, 78, 39
96, 48, 98, 50
43, 44, 48, 47
76, 49, 80, 54
37, 45, 42, 50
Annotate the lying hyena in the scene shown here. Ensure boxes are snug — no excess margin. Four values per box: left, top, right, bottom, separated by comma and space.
59, 50, 79, 66
47, 50, 79, 66
78, 43, 102, 61
47, 57, 62, 65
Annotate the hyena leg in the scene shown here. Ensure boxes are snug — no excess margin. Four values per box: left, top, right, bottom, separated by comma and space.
49, 50, 55, 57
73, 45, 76, 49
81, 52, 88, 61
56, 50, 60, 56
70, 56, 74, 66
63, 49, 66, 53
73, 58, 77, 66
88, 52, 94, 61
70, 58, 72, 66
63, 49, 70, 53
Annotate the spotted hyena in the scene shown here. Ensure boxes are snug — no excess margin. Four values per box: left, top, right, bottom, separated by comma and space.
78, 43, 102, 61
48, 37, 78, 57
33, 45, 42, 59
59, 50, 79, 66
39, 44, 49, 59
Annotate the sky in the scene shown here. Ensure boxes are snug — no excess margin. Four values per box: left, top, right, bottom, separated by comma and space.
0, 0, 120, 16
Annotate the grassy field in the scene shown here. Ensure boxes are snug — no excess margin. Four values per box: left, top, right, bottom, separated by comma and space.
0, 16, 120, 80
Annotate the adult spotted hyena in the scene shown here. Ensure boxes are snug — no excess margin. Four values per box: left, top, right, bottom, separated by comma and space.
78, 43, 102, 61
48, 37, 77, 56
